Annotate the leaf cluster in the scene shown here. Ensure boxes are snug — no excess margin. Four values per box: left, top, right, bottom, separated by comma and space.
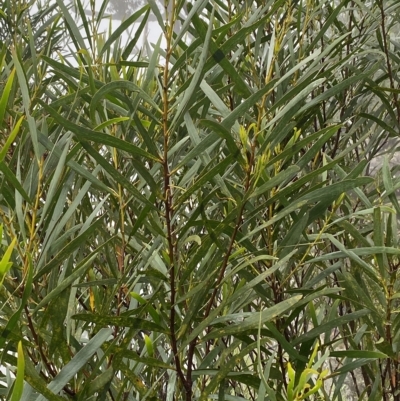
1, 0, 400, 400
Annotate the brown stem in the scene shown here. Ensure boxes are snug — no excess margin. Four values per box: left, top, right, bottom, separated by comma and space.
25, 306, 57, 378
186, 127, 257, 400
203, 156, 254, 319
161, 1, 190, 398
378, 0, 400, 126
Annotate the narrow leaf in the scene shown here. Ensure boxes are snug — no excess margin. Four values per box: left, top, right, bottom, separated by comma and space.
72, 314, 168, 333
35, 328, 112, 401
10, 341, 24, 401
0, 69, 16, 126
203, 296, 302, 340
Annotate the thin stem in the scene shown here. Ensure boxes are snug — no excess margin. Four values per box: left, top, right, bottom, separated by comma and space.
161, 0, 190, 398
186, 132, 256, 395
378, 0, 400, 126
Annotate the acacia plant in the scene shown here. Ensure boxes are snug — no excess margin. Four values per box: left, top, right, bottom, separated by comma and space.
1, 0, 400, 400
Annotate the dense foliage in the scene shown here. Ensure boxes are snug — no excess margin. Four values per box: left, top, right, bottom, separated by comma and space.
1, 0, 400, 400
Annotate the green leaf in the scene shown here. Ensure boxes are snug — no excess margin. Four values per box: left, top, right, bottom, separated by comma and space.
12, 50, 39, 159
0, 253, 33, 349
291, 310, 371, 346
170, 8, 214, 131
297, 74, 367, 117
203, 296, 302, 340
0, 237, 16, 285
332, 358, 379, 376
55, 0, 87, 51
221, 79, 277, 131
0, 162, 31, 203
176, 155, 233, 206
172, 0, 209, 48
89, 80, 161, 123
382, 156, 400, 215
117, 362, 151, 397
147, 0, 165, 31
115, 349, 172, 370
33, 249, 105, 313
38, 133, 113, 195
94, 117, 130, 131
100, 4, 150, 56
250, 166, 301, 200
81, 142, 157, 210
33, 217, 105, 280
87, 368, 114, 396
0, 116, 24, 163
298, 178, 373, 204
23, 356, 66, 401
10, 341, 24, 401
0, 68, 16, 127
191, 13, 250, 98
72, 314, 168, 333
144, 334, 154, 357
330, 350, 388, 359
40, 101, 160, 162
35, 328, 112, 401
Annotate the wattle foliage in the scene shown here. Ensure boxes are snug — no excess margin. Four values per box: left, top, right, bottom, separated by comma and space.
1, 0, 400, 400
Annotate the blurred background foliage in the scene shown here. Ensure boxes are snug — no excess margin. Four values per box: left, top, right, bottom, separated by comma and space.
1, 0, 400, 400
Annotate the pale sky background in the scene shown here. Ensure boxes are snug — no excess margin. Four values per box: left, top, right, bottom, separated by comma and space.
67, 0, 182, 54
76, 0, 163, 49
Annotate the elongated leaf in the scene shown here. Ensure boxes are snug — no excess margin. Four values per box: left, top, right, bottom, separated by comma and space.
203, 296, 302, 340
292, 310, 370, 346
72, 314, 168, 333
176, 155, 233, 205
0, 69, 16, 126
90, 80, 161, 122
298, 178, 373, 204
170, 8, 214, 130
100, 5, 150, 56
310, 246, 400, 261
40, 101, 160, 162
0, 162, 31, 203
191, 12, 250, 98
86, 368, 114, 396
172, 0, 209, 47
117, 362, 152, 397
81, 143, 157, 210
330, 350, 387, 358
0, 254, 33, 349
114, 349, 172, 370
35, 328, 112, 401
33, 250, 105, 313
22, 357, 65, 401
38, 133, 113, 194
332, 358, 379, 376
10, 341, 24, 401
55, 0, 86, 51
94, 117, 130, 131
33, 217, 104, 280
174, 131, 221, 170
221, 79, 277, 131
0, 237, 16, 284
0, 116, 24, 162
297, 74, 367, 116
250, 166, 300, 199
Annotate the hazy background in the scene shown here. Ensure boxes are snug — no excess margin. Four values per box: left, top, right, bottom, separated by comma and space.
68, 0, 189, 53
